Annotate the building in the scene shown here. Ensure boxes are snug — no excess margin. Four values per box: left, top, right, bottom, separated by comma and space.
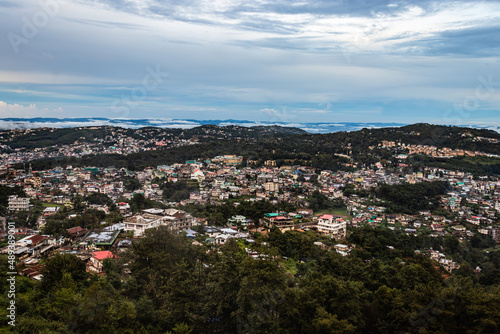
228, 215, 247, 227
490, 228, 500, 244
43, 206, 60, 216
8, 195, 30, 212
316, 214, 347, 239
191, 169, 205, 181
334, 244, 351, 256
439, 258, 460, 273
79, 229, 120, 250
214, 155, 243, 165
89, 250, 116, 273
66, 226, 89, 239
123, 213, 174, 237
164, 209, 196, 231
264, 182, 279, 194
123, 209, 195, 237
264, 160, 276, 167
261, 213, 294, 230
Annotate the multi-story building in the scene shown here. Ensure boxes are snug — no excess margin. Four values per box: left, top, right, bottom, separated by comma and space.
264, 182, 279, 194
317, 214, 347, 239
8, 195, 30, 212
261, 213, 294, 231
123, 209, 195, 237
213, 155, 243, 165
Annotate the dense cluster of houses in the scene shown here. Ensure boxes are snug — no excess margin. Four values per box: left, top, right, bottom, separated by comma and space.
1, 146, 500, 278
0, 127, 200, 166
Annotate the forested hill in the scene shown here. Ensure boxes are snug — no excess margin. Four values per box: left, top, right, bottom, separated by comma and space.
1, 124, 308, 150
22, 123, 500, 175
361, 123, 500, 151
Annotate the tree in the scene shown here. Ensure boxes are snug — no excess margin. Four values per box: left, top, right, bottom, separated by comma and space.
41, 254, 88, 291
123, 177, 141, 191
235, 257, 287, 333
85, 192, 113, 206
72, 194, 85, 214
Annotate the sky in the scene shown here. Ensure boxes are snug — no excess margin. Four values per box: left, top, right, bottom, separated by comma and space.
0, 0, 499, 126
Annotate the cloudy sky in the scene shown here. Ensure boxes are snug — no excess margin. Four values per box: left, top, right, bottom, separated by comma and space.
0, 0, 499, 124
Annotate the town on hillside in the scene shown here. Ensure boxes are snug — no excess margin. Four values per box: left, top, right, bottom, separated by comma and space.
2, 148, 499, 278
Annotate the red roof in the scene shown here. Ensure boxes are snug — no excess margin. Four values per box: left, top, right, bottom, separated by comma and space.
28, 234, 47, 246
66, 226, 88, 237
92, 251, 116, 261
320, 214, 333, 220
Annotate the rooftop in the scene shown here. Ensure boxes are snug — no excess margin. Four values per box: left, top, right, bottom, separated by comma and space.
82, 229, 120, 246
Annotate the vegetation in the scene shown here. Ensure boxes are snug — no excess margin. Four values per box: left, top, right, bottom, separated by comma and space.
1, 226, 499, 333
161, 181, 199, 202
23, 123, 500, 176
2, 124, 307, 150
373, 181, 450, 214
181, 200, 295, 226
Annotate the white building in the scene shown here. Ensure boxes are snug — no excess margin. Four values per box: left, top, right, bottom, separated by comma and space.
316, 214, 347, 239
334, 244, 351, 256
191, 169, 205, 181
8, 195, 30, 212
123, 213, 176, 237
123, 209, 195, 237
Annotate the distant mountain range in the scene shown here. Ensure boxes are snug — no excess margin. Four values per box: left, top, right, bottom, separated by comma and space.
0, 117, 498, 134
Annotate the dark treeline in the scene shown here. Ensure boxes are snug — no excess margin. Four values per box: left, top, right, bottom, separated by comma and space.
373, 181, 450, 214
181, 200, 296, 226
414, 156, 500, 176
1, 226, 499, 333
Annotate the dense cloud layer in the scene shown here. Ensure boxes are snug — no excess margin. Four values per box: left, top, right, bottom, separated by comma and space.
0, 0, 498, 123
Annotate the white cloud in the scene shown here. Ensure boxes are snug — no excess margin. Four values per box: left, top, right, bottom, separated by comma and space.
0, 101, 38, 116
0, 1, 499, 123
0, 101, 63, 117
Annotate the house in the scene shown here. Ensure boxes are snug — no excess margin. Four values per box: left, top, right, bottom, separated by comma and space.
228, 215, 247, 227
89, 251, 117, 273
79, 229, 120, 250
66, 226, 89, 239
166, 209, 196, 230
313, 241, 328, 250
334, 244, 351, 256
26, 234, 47, 247
191, 169, 205, 181
116, 239, 133, 253
123, 213, 174, 237
117, 202, 130, 214
439, 258, 460, 273
431, 224, 444, 232
123, 210, 195, 237
184, 229, 198, 239
316, 214, 347, 239
261, 213, 294, 230
215, 234, 233, 245
21, 264, 44, 281
43, 206, 60, 216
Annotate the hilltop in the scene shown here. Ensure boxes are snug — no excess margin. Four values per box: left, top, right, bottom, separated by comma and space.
0, 124, 307, 151
8, 123, 497, 176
